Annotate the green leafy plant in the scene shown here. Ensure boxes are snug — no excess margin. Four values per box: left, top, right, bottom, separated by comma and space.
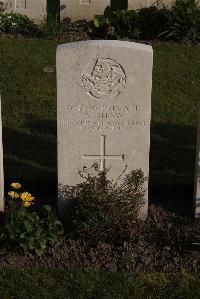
0, 12, 39, 36
40, 13, 62, 39
69, 164, 146, 244
93, 6, 115, 37
93, 6, 139, 39
136, 6, 168, 39
113, 9, 139, 39
0, 183, 63, 256
161, 0, 200, 43
66, 20, 90, 33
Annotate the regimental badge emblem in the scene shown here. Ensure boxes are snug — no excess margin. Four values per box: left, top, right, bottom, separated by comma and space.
82, 58, 126, 101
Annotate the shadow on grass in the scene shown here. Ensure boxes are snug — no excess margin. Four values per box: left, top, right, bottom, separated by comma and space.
150, 123, 197, 217
3, 116, 57, 207
2, 116, 198, 217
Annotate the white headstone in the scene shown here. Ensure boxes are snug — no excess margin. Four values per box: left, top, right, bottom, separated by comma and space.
57, 40, 153, 219
0, 96, 4, 211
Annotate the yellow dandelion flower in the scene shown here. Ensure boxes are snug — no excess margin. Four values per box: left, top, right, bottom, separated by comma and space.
22, 201, 31, 208
20, 192, 35, 202
8, 191, 19, 199
11, 182, 22, 189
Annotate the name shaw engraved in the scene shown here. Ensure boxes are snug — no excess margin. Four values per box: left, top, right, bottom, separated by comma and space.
58, 103, 148, 131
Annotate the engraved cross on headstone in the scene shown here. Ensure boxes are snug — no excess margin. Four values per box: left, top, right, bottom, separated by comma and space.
83, 135, 124, 171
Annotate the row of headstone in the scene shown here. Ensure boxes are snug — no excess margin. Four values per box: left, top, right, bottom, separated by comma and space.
2, 0, 172, 22
60, 0, 172, 22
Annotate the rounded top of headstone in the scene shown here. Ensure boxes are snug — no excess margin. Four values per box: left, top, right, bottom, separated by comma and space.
57, 40, 153, 54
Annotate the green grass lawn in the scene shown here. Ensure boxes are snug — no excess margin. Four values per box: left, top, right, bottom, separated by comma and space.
0, 38, 199, 212
0, 267, 200, 299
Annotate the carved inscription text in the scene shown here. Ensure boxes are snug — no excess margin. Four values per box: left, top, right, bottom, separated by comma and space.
58, 104, 148, 132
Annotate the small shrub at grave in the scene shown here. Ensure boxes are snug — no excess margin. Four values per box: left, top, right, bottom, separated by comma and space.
69, 164, 146, 244
0, 12, 39, 36
93, 6, 114, 38
40, 17, 63, 39
161, 0, 200, 43
113, 9, 139, 39
136, 6, 168, 40
0, 183, 63, 256
93, 6, 139, 39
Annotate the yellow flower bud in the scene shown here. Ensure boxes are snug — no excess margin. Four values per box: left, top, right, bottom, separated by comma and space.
22, 201, 31, 208
11, 183, 22, 189
20, 192, 35, 202
8, 191, 20, 199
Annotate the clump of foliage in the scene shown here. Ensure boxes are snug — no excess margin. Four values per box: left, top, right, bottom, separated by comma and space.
93, 2, 200, 43
93, 6, 139, 38
69, 164, 146, 243
0, 183, 63, 256
0, 12, 39, 36
113, 9, 139, 39
149, 221, 193, 253
93, 5, 168, 39
137, 6, 168, 39
0, 1, 199, 43
161, 0, 200, 43
66, 20, 91, 33
93, 6, 115, 37
1, 2, 200, 43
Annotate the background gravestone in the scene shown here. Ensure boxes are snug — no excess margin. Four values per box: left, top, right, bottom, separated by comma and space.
59, 0, 173, 22
0, 96, 4, 211
57, 40, 153, 219
2, 0, 47, 21
60, 0, 110, 22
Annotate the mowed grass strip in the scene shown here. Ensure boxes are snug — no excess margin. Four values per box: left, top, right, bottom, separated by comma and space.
0, 38, 200, 209
0, 267, 200, 299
